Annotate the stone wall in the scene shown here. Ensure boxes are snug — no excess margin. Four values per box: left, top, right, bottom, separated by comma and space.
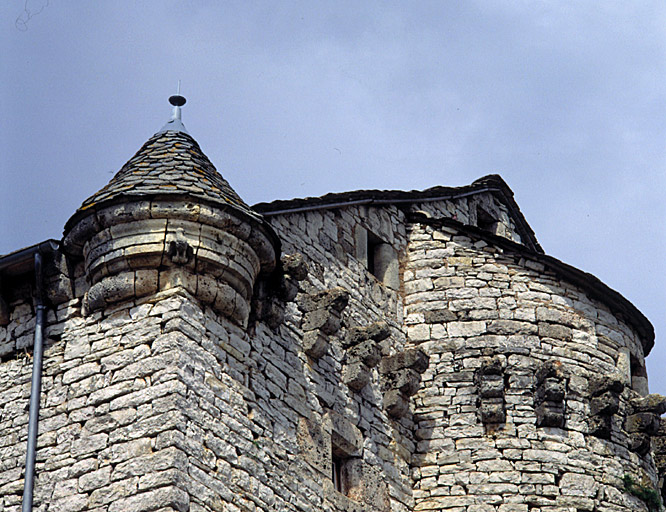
264, 204, 417, 512
404, 219, 660, 512
0, 281, 406, 512
411, 191, 523, 244
0, 200, 420, 512
0, 191, 661, 512
1, 291, 191, 512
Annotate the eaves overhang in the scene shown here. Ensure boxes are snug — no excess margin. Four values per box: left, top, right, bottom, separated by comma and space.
0, 240, 60, 277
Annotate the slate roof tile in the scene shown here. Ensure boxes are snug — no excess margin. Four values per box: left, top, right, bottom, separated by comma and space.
76, 130, 261, 222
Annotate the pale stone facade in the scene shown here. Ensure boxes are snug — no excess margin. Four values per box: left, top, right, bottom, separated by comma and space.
0, 106, 663, 512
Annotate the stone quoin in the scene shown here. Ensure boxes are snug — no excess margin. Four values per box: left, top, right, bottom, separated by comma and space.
0, 97, 664, 512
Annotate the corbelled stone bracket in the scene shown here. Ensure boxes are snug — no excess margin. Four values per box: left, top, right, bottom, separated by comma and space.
379, 348, 429, 418
299, 287, 349, 359
625, 394, 666, 455
167, 228, 193, 265
534, 360, 566, 428
588, 374, 624, 439
475, 358, 506, 425
254, 253, 308, 329
341, 321, 390, 392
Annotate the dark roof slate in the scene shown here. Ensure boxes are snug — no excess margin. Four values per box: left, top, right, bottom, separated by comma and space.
254, 174, 543, 253
75, 130, 261, 221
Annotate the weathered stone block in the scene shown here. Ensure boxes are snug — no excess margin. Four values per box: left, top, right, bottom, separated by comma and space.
448, 320, 487, 337
84, 272, 135, 312
589, 391, 620, 416
538, 322, 572, 341
343, 361, 371, 391
303, 330, 329, 359
300, 287, 349, 313
487, 319, 537, 335
348, 340, 381, 368
589, 415, 612, 439
380, 349, 429, 375
385, 368, 423, 397
559, 473, 597, 497
479, 375, 504, 399
535, 359, 565, 384
135, 269, 159, 297
479, 401, 505, 424
107, 485, 190, 512
346, 321, 390, 346
302, 309, 341, 335
383, 390, 409, 419
535, 403, 564, 428
630, 393, 666, 415
477, 357, 503, 377
281, 253, 308, 281
423, 309, 457, 324
326, 410, 363, 457
625, 412, 661, 435
535, 378, 565, 403
628, 432, 651, 455
589, 374, 624, 396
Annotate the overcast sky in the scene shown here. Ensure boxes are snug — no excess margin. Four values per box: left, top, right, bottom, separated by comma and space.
2, 1, 665, 393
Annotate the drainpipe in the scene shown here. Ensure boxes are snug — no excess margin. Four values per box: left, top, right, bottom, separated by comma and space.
21, 250, 47, 512
0, 240, 58, 511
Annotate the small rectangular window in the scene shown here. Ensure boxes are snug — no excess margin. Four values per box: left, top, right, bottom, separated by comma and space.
630, 353, 649, 395
331, 454, 345, 494
355, 226, 399, 289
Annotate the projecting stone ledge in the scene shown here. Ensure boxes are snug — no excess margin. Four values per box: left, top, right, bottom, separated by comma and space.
379, 348, 429, 418
63, 198, 277, 326
299, 287, 349, 359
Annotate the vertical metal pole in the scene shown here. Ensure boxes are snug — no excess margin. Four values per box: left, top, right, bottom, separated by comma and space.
22, 252, 44, 512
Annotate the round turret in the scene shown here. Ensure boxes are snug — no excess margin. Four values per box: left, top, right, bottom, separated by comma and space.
404, 218, 660, 511
62, 97, 278, 326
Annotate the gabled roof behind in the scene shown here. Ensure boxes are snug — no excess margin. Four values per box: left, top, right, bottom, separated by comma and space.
253, 174, 542, 253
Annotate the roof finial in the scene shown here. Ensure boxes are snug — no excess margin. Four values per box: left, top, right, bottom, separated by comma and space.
157, 82, 189, 135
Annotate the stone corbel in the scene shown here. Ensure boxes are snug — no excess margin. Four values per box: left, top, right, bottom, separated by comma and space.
379, 348, 429, 418
341, 321, 390, 392
625, 394, 666, 455
299, 287, 349, 359
588, 373, 624, 439
254, 253, 308, 329
476, 357, 506, 425
534, 360, 566, 428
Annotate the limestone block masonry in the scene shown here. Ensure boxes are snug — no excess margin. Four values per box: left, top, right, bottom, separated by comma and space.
0, 109, 663, 512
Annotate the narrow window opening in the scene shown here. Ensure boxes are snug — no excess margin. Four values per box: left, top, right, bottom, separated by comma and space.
366, 231, 383, 277
355, 227, 399, 290
476, 206, 495, 232
332, 454, 345, 494
630, 354, 648, 395
326, 410, 365, 501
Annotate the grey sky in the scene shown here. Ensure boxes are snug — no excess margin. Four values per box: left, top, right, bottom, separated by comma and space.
2, 1, 665, 392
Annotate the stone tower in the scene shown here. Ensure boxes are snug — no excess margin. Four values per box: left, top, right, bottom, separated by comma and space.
0, 97, 664, 512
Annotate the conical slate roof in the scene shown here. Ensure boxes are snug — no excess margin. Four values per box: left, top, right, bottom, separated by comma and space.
74, 129, 261, 222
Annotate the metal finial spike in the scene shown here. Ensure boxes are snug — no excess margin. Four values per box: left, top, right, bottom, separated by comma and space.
169, 95, 186, 107
156, 85, 189, 135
